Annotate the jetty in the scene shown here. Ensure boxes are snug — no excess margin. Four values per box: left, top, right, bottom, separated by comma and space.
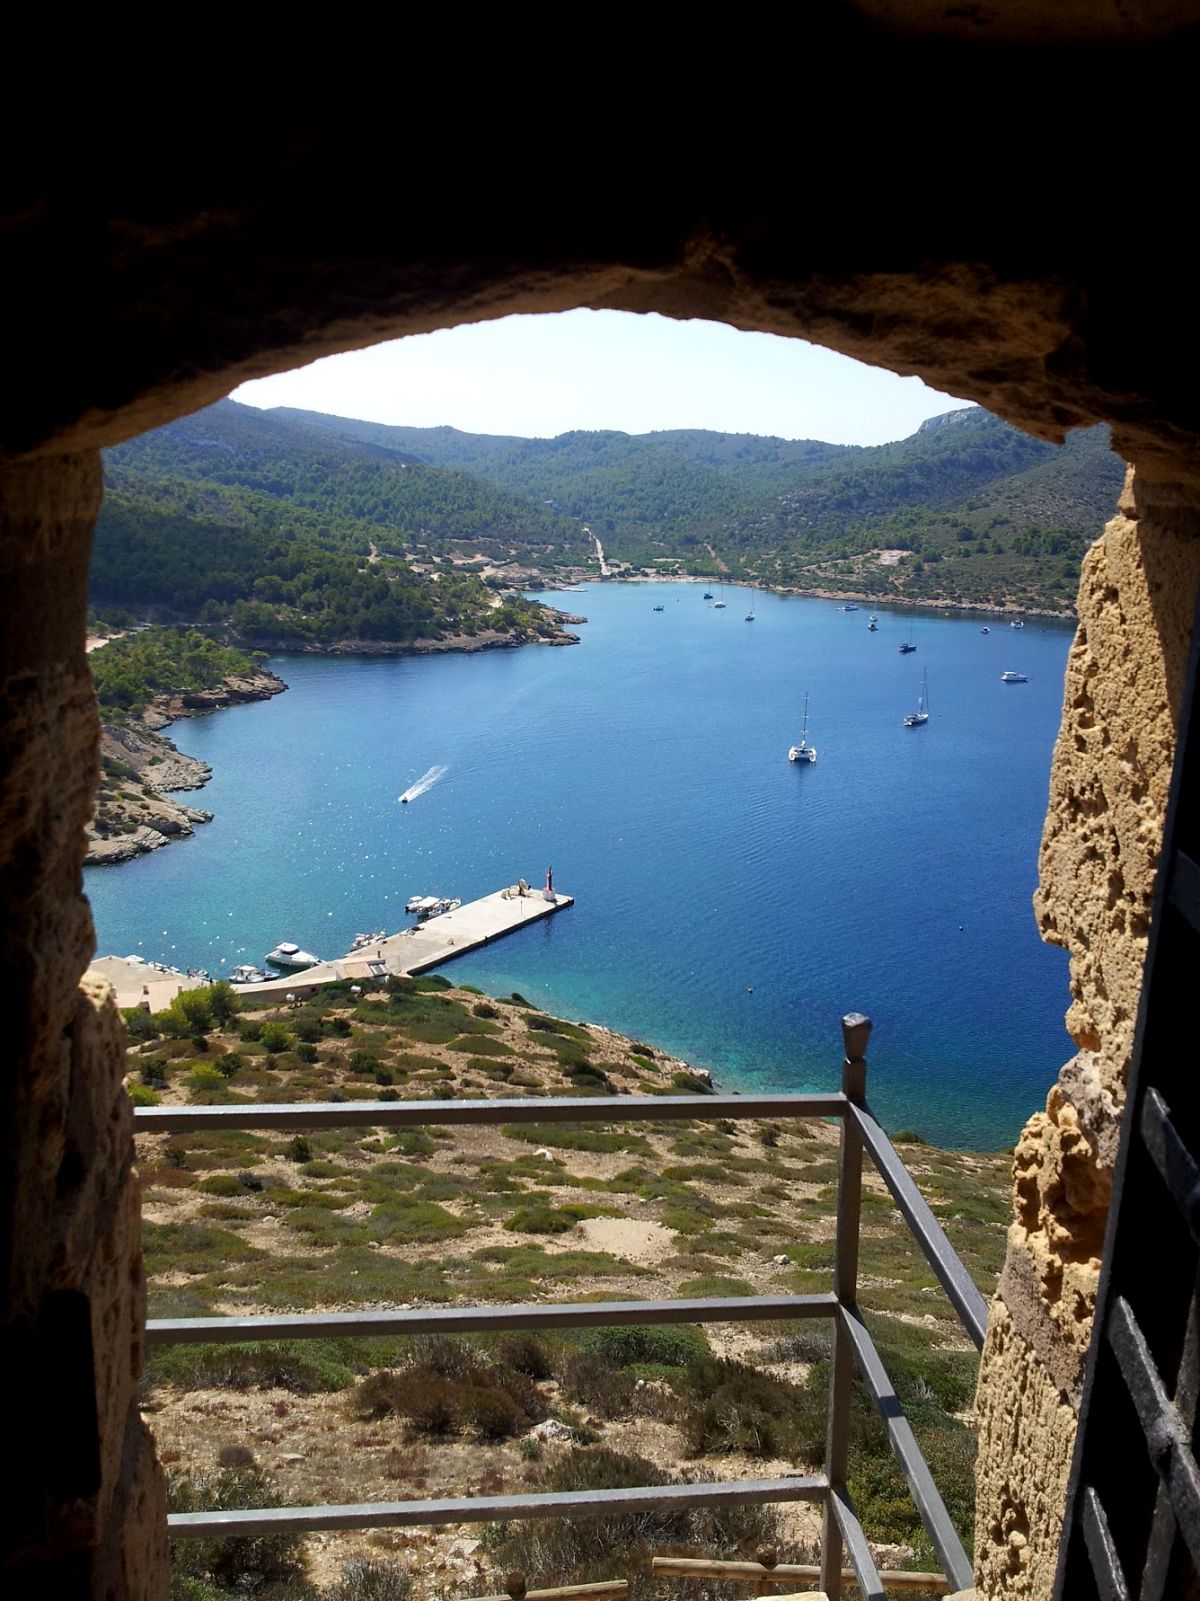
229, 880, 573, 1003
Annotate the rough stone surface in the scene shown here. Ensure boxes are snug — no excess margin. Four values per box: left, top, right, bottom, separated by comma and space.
0, 457, 167, 1597
974, 1302, 1079, 1601
972, 467, 1200, 1597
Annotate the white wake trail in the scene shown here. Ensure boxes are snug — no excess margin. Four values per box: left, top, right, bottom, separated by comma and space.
398, 764, 448, 805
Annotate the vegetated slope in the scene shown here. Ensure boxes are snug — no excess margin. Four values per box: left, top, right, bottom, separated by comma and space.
279, 404, 1125, 611
130, 973, 1007, 1596
92, 401, 588, 648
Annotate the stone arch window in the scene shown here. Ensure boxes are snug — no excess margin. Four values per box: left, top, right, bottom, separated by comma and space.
5, 19, 1200, 1592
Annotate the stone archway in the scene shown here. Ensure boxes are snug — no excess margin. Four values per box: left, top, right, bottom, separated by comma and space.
5, 14, 1200, 1596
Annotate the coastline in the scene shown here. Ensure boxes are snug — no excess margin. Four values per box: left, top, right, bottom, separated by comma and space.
88, 669, 287, 866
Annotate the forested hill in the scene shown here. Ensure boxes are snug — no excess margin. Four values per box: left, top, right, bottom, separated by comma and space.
276, 404, 1126, 611
92, 401, 587, 648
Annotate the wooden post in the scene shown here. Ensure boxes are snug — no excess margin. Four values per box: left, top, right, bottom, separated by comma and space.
821, 1012, 871, 1601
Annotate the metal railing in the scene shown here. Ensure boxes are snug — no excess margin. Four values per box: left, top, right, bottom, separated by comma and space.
135, 1013, 987, 1599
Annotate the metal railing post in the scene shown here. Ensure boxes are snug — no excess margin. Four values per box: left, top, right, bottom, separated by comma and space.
821, 1013, 871, 1600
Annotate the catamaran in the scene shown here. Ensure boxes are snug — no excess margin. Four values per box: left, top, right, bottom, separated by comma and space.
904, 668, 930, 727
788, 693, 817, 764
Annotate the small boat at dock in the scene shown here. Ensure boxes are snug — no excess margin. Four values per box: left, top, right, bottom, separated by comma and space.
265, 942, 320, 971
405, 895, 462, 922
230, 963, 269, 984
349, 930, 388, 951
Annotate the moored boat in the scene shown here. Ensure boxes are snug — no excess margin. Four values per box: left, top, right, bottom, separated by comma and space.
788, 692, 817, 764
265, 942, 320, 970
1001, 670, 1029, 683
904, 668, 930, 727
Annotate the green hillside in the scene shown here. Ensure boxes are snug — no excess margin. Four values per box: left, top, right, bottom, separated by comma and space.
279, 404, 1125, 610
93, 403, 587, 648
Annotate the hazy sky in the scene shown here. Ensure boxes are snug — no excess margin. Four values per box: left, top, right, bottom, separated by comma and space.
234, 310, 971, 446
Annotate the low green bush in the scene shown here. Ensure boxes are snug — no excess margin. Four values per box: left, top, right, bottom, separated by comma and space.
167, 1466, 303, 1592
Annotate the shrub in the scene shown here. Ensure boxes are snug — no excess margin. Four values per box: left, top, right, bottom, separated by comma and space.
121, 1007, 160, 1042
207, 982, 236, 1025
296, 1042, 319, 1063
499, 1334, 555, 1380
472, 1001, 501, 1019
128, 1082, 160, 1107
505, 1205, 575, 1235
581, 1324, 710, 1372
557, 1351, 636, 1418
187, 1063, 226, 1095
167, 1466, 303, 1591
326, 1559, 415, 1601
260, 1022, 293, 1054
238, 1019, 263, 1042
138, 1055, 168, 1087
215, 1054, 241, 1079
350, 1372, 458, 1436
459, 1383, 526, 1441
159, 989, 215, 1039
287, 1135, 313, 1163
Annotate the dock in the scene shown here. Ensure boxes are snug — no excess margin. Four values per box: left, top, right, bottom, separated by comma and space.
228, 882, 573, 1003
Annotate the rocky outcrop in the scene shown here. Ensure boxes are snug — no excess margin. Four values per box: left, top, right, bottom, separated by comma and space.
88, 671, 284, 865
972, 468, 1200, 1599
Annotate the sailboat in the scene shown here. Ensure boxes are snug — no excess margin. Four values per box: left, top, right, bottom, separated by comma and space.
713, 587, 727, 610
904, 668, 930, 727
745, 598, 756, 621
788, 692, 817, 764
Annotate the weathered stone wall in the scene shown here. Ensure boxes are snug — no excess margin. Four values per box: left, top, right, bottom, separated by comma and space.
972, 467, 1200, 1598
0, 457, 167, 1599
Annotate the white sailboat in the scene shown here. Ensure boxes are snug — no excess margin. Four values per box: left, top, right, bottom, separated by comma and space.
745, 598, 756, 621
713, 587, 727, 609
788, 692, 817, 764
904, 668, 930, 727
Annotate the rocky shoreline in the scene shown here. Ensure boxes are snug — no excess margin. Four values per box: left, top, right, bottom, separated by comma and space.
233, 610, 584, 658
87, 670, 287, 866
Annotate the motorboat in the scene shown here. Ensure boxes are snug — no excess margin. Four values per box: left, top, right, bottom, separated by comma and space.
842, 603, 860, 612
867, 620, 878, 631
1001, 670, 1029, 683
703, 591, 714, 600
264, 942, 320, 970
904, 668, 930, 727
230, 963, 269, 984
1010, 619, 1025, 629
349, 930, 388, 951
788, 692, 818, 764
652, 604, 665, 612
981, 626, 990, 634
899, 641, 917, 654
406, 895, 461, 922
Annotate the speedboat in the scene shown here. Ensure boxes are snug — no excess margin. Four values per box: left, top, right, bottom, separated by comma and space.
349, 930, 387, 951
652, 604, 664, 612
842, 603, 859, 612
1010, 619, 1025, 629
264, 942, 320, 970
230, 963, 269, 984
899, 642, 916, 654
867, 620, 878, 632
981, 626, 990, 634
1001, 670, 1029, 683
703, 591, 714, 600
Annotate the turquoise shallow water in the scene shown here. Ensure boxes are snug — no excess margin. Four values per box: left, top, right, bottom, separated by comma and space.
86, 584, 1074, 1149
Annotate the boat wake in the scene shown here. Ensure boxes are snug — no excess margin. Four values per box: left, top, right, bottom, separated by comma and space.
398, 764, 448, 805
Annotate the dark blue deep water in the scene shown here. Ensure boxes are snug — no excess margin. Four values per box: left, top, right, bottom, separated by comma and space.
86, 584, 1074, 1149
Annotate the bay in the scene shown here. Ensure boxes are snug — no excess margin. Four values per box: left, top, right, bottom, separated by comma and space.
86, 583, 1074, 1149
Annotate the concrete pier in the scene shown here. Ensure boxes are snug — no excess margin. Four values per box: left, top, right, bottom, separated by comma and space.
228, 883, 573, 1003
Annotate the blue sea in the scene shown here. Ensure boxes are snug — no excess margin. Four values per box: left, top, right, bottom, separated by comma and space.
86, 584, 1074, 1149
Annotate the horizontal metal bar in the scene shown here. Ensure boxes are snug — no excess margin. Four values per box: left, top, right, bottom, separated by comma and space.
1140, 1087, 1200, 1244
470, 1585, 628, 1601
135, 1091, 847, 1134
1107, 1296, 1200, 1572
849, 1101, 989, 1349
828, 1487, 887, 1601
168, 1472, 828, 1540
839, 1303, 974, 1592
148, 1292, 838, 1347
650, 1557, 949, 1591
1080, 1484, 1131, 1601
1169, 849, 1200, 935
